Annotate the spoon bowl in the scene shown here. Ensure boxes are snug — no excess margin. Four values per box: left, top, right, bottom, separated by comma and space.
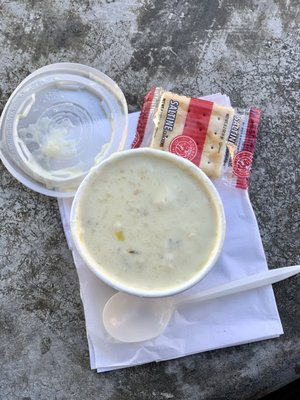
103, 265, 300, 342
103, 294, 174, 343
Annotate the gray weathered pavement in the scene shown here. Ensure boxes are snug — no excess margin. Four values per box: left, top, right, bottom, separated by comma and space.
0, 1, 299, 399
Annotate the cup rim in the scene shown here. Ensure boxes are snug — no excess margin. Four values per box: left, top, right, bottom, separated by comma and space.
70, 148, 226, 297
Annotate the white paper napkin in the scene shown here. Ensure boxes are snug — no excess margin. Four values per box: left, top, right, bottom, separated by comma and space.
58, 99, 283, 373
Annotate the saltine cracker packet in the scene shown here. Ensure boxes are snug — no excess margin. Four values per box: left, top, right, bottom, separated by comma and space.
132, 87, 261, 189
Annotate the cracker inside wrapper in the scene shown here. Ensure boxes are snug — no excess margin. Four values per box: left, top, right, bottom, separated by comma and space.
133, 87, 261, 189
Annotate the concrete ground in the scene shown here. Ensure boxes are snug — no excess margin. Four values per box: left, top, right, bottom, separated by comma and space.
0, 1, 299, 399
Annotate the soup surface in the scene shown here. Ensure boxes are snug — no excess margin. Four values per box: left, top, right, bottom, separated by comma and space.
73, 151, 222, 292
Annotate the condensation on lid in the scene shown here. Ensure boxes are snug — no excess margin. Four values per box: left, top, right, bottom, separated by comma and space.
0, 63, 128, 197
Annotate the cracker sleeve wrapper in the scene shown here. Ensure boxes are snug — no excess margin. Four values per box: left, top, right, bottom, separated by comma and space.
132, 87, 261, 189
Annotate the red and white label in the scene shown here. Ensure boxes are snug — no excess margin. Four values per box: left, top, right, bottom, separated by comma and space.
169, 135, 198, 161
232, 151, 253, 178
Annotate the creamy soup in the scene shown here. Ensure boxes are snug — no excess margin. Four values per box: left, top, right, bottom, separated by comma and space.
72, 150, 223, 293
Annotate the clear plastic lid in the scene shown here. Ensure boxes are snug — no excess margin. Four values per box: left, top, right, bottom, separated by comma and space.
0, 63, 128, 197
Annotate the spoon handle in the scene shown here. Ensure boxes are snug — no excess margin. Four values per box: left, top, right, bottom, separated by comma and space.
176, 265, 300, 307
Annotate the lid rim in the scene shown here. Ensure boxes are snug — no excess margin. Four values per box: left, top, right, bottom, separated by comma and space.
0, 63, 128, 197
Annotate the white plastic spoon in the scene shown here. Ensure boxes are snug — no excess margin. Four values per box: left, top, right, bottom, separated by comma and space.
103, 265, 300, 343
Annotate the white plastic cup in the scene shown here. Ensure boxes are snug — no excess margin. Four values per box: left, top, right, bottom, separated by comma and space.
70, 148, 226, 297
